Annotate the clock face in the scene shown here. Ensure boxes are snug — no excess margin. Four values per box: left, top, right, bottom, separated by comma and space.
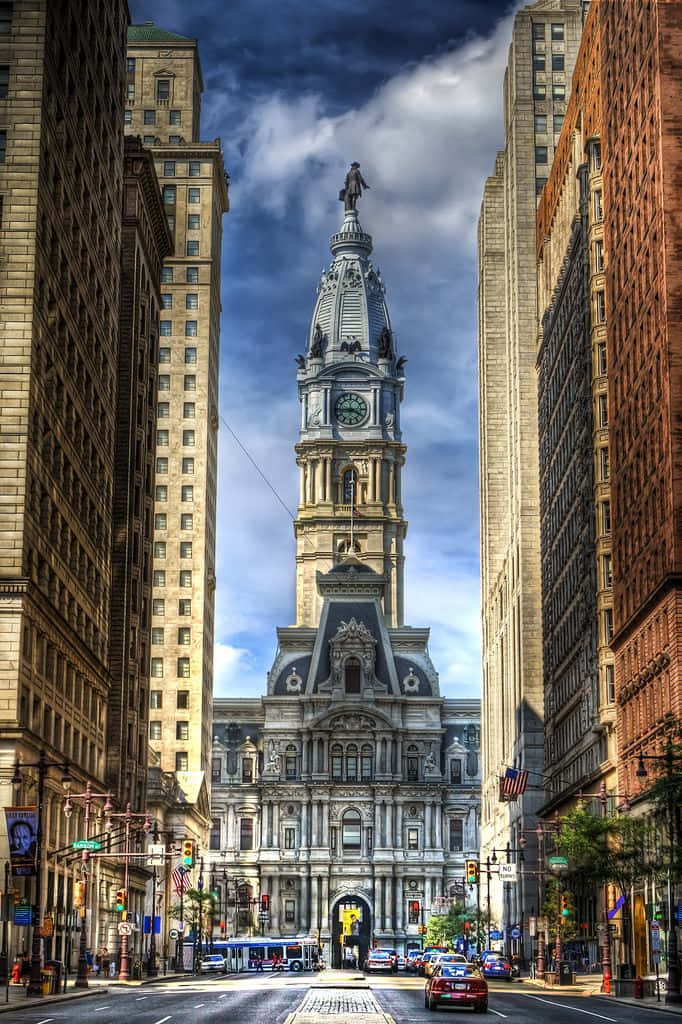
335, 392, 367, 426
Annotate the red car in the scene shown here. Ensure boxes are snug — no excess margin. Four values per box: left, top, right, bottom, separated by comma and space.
425, 963, 489, 1013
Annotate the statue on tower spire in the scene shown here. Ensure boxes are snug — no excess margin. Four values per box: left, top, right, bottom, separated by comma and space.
339, 162, 370, 211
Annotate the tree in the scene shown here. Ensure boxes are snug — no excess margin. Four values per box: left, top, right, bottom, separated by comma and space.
169, 888, 215, 939
424, 903, 469, 948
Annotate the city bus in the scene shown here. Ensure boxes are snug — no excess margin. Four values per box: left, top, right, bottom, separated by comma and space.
212, 937, 319, 972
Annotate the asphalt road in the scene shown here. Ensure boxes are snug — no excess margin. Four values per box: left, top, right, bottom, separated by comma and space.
0, 975, 675, 1024
0, 975, 308, 1023
371, 977, 676, 1023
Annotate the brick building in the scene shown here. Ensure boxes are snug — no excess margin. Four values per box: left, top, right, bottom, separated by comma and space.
602, 2, 682, 794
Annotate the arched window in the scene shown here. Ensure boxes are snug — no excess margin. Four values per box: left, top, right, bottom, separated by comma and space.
406, 744, 419, 782
345, 743, 358, 780
343, 468, 358, 504
285, 743, 297, 780
345, 657, 361, 694
342, 809, 362, 852
331, 743, 343, 780
361, 744, 373, 780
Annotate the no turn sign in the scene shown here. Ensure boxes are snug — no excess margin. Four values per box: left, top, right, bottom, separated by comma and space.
118, 921, 133, 937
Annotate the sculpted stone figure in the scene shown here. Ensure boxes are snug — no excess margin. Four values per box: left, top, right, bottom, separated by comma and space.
339, 162, 370, 212
310, 323, 325, 358
378, 326, 393, 359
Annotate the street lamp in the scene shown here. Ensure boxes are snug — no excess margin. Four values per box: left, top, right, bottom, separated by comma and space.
635, 742, 681, 1004
12, 751, 72, 997
103, 803, 152, 981
62, 782, 113, 988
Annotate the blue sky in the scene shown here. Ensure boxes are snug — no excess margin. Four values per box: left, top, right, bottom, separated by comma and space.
129, 0, 519, 700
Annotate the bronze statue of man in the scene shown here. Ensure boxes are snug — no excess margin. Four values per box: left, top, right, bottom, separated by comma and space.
339, 162, 370, 211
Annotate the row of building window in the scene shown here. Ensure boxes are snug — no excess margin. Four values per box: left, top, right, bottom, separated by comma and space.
152, 541, 193, 560
535, 113, 564, 134
152, 626, 191, 644
533, 83, 566, 101
152, 598, 192, 616
160, 323, 200, 338
154, 513, 193, 531
533, 54, 565, 72
162, 186, 201, 205
162, 266, 199, 284
150, 689, 189, 709
212, 752, 470, 786
125, 105, 182, 126
157, 401, 195, 419
158, 374, 197, 391
161, 294, 199, 309
155, 457, 195, 474
532, 21, 565, 41
163, 215, 201, 232
155, 484, 194, 502
150, 720, 190, 740
208, 813, 466, 854
150, 657, 191, 678
156, 429, 196, 446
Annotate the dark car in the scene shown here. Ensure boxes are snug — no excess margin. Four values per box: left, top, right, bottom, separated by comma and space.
481, 955, 513, 980
425, 963, 488, 1013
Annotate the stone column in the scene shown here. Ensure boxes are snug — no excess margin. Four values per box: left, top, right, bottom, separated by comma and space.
376, 876, 384, 931
321, 875, 329, 931
388, 463, 395, 505
384, 876, 393, 932
273, 802, 280, 848
311, 876, 319, 932
299, 466, 305, 506
425, 804, 432, 849
385, 802, 393, 848
374, 802, 382, 847
322, 798, 330, 848
271, 874, 280, 933
300, 873, 309, 932
396, 803, 403, 848
325, 458, 332, 501
395, 877, 404, 932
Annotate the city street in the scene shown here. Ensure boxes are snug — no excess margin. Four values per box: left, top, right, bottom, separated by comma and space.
0, 975, 675, 1024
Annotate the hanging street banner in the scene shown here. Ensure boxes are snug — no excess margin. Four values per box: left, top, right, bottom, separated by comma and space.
5, 807, 37, 876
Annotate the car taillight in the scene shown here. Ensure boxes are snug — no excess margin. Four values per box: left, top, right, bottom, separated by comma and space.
432, 979, 449, 991
502, 962, 510, 970
470, 979, 487, 991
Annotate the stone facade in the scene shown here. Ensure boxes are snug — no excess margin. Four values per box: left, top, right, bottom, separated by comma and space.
124, 25, 229, 833
535, 2, 616, 823
205, 203, 480, 966
477, 0, 584, 947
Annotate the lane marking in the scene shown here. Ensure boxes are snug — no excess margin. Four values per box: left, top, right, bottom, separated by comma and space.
36, 1019, 55, 1023
153, 1017, 172, 1024
94, 1008, 110, 1012
136, 996, 148, 1000
522, 995, 618, 1022
194, 1004, 205, 1009
489, 1010, 507, 1018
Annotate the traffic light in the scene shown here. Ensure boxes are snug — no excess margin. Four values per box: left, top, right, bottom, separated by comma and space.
261, 894, 270, 912
466, 859, 479, 885
561, 892, 571, 917
182, 839, 194, 867
115, 888, 126, 912
410, 900, 420, 916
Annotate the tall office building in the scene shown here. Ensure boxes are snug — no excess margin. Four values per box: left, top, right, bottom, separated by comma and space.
125, 25, 229, 838
477, 0, 583, 945
603, 3, 682, 815
0, 0, 148, 961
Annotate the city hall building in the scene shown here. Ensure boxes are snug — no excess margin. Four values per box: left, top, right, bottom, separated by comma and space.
208, 185, 480, 966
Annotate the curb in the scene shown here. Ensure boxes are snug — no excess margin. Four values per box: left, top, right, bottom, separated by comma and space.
0, 986, 108, 1013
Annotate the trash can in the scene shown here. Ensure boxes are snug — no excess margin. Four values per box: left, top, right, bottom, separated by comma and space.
634, 976, 643, 999
41, 966, 54, 996
618, 963, 635, 980
559, 961, 573, 985
46, 960, 63, 991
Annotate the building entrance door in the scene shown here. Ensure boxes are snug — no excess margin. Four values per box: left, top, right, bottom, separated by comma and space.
331, 895, 371, 969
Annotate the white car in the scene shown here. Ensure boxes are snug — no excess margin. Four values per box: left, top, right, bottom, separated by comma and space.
199, 954, 226, 973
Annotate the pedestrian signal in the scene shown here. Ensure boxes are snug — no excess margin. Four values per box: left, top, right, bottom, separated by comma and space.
261, 894, 270, 912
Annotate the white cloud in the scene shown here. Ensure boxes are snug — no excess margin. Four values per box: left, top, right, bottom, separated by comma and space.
213, 7, 517, 700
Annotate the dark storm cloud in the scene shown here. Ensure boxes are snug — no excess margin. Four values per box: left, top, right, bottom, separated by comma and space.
129, 0, 522, 697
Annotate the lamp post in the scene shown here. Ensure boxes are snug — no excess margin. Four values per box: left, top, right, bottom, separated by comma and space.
489, 842, 525, 960
196, 856, 205, 970
486, 855, 493, 950
147, 824, 159, 978
536, 822, 546, 981
635, 742, 682, 1004
62, 782, 113, 988
103, 803, 152, 981
11, 751, 72, 997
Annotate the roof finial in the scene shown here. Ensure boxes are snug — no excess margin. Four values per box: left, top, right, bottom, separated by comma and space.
339, 162, 370, 212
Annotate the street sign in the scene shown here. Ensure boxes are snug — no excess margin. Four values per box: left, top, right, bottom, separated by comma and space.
511, 927, 521, 939
118, 921, 133, 937
548, 856, 568, 867
14, 904, 32, 926
146, 843, 165, 867
528, 916, 536, 937
651, 922, 661, 954
169, 928, 179, 939
499, 863, 517, 881
41, 915, 54, 937
72, 840, 102, 851
490, 930, 502, 940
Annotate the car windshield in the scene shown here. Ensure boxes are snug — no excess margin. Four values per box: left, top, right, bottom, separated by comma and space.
204, 956, 222, 962
440, 965, 477, 977
370, 952, 390, 959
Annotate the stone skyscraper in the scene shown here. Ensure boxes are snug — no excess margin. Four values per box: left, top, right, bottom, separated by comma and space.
125, 24, 229, 842
207, 184, 480, 966
477, 0, 583, 946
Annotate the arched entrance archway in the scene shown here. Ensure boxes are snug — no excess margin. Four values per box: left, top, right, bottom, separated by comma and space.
331, 894, 372, 968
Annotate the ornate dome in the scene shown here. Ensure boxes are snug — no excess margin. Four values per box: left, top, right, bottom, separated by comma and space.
308, 209, 392, 363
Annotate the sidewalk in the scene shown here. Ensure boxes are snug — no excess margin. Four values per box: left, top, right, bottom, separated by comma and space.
522, 971, 682, 1015
0, 969, 195, 1013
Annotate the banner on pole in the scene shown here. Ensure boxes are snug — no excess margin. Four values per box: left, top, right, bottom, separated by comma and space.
4, 807, 37, 876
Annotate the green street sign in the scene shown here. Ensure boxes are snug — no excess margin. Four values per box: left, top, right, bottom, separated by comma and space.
72, 840, 102, 851
548, 856, 568, 867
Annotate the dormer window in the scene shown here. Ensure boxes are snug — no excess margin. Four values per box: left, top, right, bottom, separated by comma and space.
242, 757, 253, 783
450, 759, 462, 784
345, 657, 361, 694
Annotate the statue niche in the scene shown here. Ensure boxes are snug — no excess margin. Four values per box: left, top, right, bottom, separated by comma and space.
320, 618, 386, 700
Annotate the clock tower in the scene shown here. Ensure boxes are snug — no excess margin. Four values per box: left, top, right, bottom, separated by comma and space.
294, 193, 407, 627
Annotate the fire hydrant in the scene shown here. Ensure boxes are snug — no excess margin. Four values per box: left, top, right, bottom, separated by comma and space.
634, 976, 644, 999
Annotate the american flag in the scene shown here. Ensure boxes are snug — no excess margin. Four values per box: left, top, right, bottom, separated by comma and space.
171, 865, 191, 896
500, 767, 529, 800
